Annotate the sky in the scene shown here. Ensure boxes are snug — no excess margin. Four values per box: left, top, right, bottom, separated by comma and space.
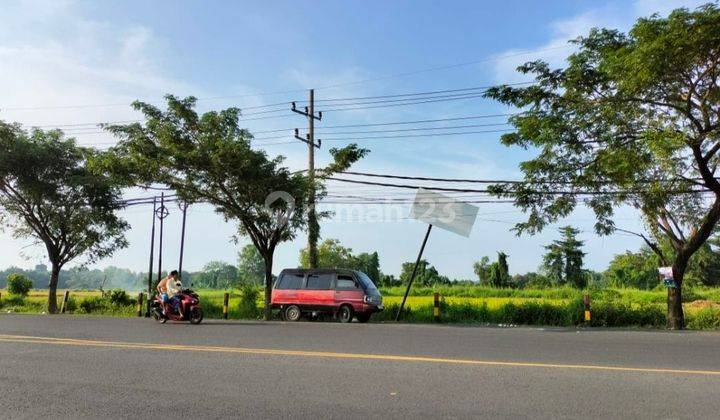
0, 0, 709, 279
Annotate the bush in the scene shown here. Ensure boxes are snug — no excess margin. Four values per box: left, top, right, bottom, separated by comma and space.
107, 289, 131, 306
238, 284, 261, 319
2, 294, 26, 307
7, 273, 33, 297
79, 296, 106, 313
686, 307, 720, 329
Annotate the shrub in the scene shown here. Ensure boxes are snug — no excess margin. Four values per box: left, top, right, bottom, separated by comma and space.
686, 307, 720, 329
107, 289, 131, 306
238, 284, 261, 319
7, 273, 33, 297
79, 296, 106, 313
2, 294, 26, 307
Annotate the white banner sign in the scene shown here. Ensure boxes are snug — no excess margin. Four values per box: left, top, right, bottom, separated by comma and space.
409, 188, 479, 237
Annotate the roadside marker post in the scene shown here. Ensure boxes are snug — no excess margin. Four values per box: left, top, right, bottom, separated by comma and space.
60, 290, 70, 314
395, 188, 479, 321
136, 293, 144, 317
223, 292, 230, 320
583, 294, 591, 323
433, 292, 441, 322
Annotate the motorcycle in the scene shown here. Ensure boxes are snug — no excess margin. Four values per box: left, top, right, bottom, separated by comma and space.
151, 288, 204, 324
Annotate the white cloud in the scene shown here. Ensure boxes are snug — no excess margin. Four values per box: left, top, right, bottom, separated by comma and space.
490, 0, 708, 84
0, 0, 198, 139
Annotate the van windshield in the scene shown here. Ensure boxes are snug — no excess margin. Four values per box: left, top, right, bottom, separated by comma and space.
354, 271, 380, 295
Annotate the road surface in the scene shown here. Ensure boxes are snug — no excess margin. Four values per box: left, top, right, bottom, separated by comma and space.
0, 314, 719, 419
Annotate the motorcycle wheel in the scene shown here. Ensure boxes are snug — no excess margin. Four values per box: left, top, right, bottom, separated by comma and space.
189, 307, 203, 324
153, 308, 167, 324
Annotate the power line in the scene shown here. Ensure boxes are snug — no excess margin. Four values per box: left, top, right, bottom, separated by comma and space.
326, 177, 711, 195
4, 43, 571, 113
313, 45, 571, 90
318, 128, 513, 142
338, 171, 720, 186
254, 128, 513, 146
320, 92, 491, 112
312, 82, 532, 103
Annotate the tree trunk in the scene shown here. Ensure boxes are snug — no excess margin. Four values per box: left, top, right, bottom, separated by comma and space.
667, 263, 686, 330
263, 253, 274, 321
308, 202, 319, 269
47, 263, 61, 314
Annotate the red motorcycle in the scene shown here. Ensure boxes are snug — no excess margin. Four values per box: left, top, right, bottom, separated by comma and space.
151, 288, 204, 324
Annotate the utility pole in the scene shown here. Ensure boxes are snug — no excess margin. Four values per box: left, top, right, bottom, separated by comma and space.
292, 89, 322, 268
155, 192, 169, 284
178, 201, 188, 278
146, 197, 157, 317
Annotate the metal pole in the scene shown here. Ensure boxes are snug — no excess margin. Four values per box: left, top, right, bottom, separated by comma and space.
157, 192, 165, 284
307, 88, 318, 268
395, 224, 433, 321
146, 197, 157, 317
178, 202, 188, 278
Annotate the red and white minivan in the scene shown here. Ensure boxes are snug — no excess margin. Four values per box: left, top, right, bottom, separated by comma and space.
271, 268, 383, 323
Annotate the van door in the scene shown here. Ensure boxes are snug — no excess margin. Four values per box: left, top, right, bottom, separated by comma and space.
272, 272, 304, 306
303, 273, 335, 309
334, 273, 364, 311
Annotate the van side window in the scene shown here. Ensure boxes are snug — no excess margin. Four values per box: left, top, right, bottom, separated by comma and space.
336, 275, 359, 290
276, 273, 304, 290
305, 274, 333, 290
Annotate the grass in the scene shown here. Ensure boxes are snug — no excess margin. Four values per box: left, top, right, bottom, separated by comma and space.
1, 285, 719, 329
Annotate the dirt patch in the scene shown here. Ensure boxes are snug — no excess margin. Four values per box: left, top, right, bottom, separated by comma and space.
686, 300, 720, 310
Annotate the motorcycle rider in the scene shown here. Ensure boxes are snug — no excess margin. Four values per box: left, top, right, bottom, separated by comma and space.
167, 272, 184, 319
156, 270, 180, 317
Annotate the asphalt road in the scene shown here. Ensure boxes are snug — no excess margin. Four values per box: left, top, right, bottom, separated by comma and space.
0, 315, 719, 419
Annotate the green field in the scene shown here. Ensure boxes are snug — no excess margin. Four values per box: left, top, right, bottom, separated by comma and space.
2, 286, 720, 329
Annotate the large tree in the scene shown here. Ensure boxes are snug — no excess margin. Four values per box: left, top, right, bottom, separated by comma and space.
237, 243, 265, 285
542, 226, 586, 287
299, 238, 382, 284
485, 4, 720, 328
103, 96, 309, 319
488, 252, 510, 288
0, 123, 128, 312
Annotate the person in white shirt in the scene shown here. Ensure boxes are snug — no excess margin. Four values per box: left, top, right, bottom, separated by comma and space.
167, 271, 184, 318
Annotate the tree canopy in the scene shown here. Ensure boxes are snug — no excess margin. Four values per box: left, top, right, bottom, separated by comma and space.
0, 122, 128, 312
299, 238, 382, 285
237, 244, 265, 285
485, 4, 720, 328
103, 95, 310, 319
542, 226, 586, 288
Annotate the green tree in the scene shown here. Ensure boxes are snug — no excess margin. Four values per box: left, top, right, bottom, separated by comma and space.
0, 123, 128, 312
542, 226, 586, 287
7, 273, 32, 297
103, 95, 310, 319
488, 252, 511, 287
299, 239, 382, 284
473, 256, 491, 284
399, 259, 448, 286
353, 252, 381, 285
237, 244, 265, 285
194, 261, 238, 289
604, 249, 659, 289
484, 4, 720, 328
300, 238, 354, 268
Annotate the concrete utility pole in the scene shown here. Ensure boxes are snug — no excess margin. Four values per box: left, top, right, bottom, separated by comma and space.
178, 201, 188, 277
146, 197, 157, 317
292, 89, 322, 268
155, 192, 169, 284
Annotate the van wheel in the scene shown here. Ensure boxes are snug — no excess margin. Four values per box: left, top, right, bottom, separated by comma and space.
337, 305, 354, 323
356, 313, 371, 323
284, 305, 302, 322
